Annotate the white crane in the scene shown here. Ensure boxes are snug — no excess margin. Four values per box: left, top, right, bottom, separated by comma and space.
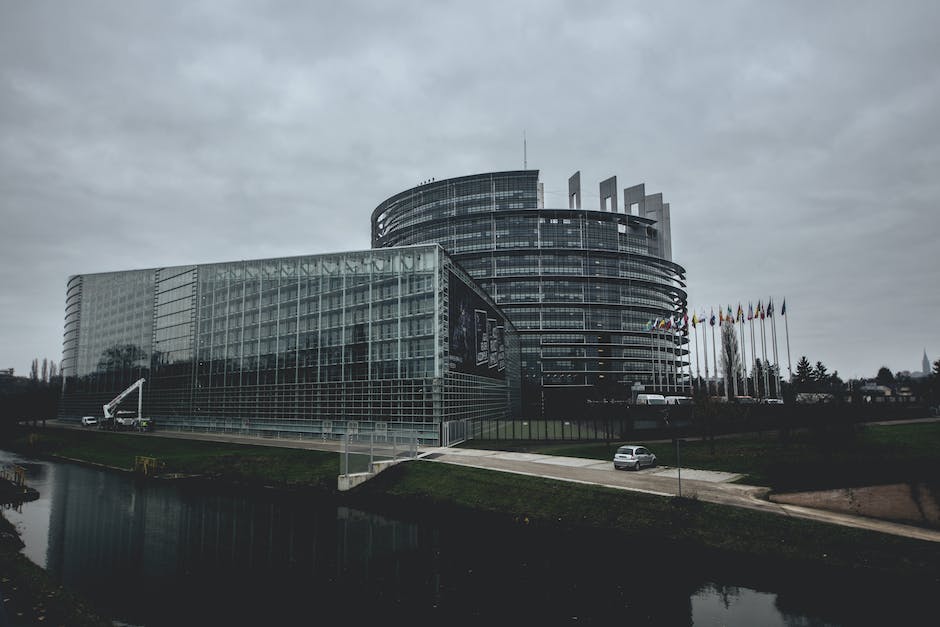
103, 378, 145, 428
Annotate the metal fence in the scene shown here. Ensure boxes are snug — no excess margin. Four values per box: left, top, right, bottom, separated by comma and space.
340, 432, 419, 477
470, 406, 695, 442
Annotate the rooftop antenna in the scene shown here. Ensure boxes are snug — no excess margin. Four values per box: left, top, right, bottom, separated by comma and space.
523, 130, 527, 170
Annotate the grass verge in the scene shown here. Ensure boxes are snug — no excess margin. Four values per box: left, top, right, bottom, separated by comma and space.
465, 421, 940, 492
351, 460, 940, 582
4, 427, 339, 492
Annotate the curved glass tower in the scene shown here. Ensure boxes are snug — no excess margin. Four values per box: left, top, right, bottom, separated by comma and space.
372, 170, 687, 416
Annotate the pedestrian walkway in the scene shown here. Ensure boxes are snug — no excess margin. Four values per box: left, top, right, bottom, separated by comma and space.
418, 446, 940, 543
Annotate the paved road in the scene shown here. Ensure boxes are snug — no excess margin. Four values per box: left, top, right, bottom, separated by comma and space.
43, 420, 940, 543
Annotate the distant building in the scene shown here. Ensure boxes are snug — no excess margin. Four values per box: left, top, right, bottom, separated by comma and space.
0, 368, 13, 378
924, 349, 931, 376
371, 170, 688, 417
60, 245, 520, 444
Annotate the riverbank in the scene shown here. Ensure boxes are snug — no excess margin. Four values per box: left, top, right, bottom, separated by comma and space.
4, 425, 940, 584
0, 479, 112, 626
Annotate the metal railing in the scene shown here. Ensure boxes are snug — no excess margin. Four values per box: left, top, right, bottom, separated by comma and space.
340, 432, 419, 477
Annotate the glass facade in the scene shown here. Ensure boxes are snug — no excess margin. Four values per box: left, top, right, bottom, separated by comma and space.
372, 171, 688, 416
60, 246, 520, 444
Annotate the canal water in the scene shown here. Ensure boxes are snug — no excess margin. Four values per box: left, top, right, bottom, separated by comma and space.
0, 449, 931, 625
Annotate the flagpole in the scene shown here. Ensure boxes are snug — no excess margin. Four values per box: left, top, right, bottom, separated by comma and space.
673, 327, 679, 394
738, 309, 747, 397
710, 312, 718, 397
719, 322, 731, 399
701, 313, 709, 395
650, 326, 658, 392
693, 320, 701, 391
760, 306, 769, 398
770, 299, 781, 398
783, 299, 792, 382
750, 308, 758, 398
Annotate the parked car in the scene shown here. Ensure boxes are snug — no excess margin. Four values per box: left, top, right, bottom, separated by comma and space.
762, 398, 784, 405
664, 395, 692, 405
81, 416, 98, 427
635, 393, 666, 405
613, 445, 656, 471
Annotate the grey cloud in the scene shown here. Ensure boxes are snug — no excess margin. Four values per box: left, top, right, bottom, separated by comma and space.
1, 0, 939, 378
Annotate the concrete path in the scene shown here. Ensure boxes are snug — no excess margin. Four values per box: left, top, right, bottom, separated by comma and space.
418, 446, 940, 543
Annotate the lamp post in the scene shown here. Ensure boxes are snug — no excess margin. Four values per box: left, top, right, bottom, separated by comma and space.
662, 409, 681, 498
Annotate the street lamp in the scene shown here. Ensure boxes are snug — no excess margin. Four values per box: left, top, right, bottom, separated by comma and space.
662, 409, 682, 498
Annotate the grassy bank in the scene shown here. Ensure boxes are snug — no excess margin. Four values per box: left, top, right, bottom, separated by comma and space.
351, 461, 940, 582
0, 489, 112, 626
4, 427, 339, 492
466, 421, 940, 492
4, 424, 940, 584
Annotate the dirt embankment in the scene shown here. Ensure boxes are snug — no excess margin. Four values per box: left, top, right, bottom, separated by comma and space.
771, 483, 940, 529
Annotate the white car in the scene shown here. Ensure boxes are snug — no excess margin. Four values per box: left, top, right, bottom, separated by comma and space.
81, 416, 98, 427
613, 445, 656, 471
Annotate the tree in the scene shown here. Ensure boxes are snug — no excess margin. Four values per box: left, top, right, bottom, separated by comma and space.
813, 361, 828, 383
829, 370, 843, 389
29, 358, 39, 382
876, 366, 895, 388
794, 356, 813, 388
753, 358, 766, 397
719, 321, 741, 399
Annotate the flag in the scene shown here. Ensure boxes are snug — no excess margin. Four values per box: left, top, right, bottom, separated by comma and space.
747, 302, 754, 321
665, 317, 672, 330
727, 305, 733, 321
683, 312, 689, 329
719, 308, 724, 323
781, 299, 787, 316
767, 298, 774, 317
644, 319, 653, 332
710, 309, 716, 326
737, 303, 744, 322
692, 313, 698, 327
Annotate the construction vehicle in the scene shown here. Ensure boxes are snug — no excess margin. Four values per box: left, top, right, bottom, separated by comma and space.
102, 378, 146, 430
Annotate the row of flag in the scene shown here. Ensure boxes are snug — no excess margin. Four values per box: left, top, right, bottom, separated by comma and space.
645, 298, 787, 332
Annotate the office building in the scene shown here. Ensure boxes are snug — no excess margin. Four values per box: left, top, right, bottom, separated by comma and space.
60, 245, 519, 444
372, 170, 687, 416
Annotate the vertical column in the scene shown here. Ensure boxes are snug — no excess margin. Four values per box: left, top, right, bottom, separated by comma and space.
599, 176, 617, 212
568, 171, 581, 209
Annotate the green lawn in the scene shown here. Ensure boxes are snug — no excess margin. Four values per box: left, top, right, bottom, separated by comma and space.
466, 422, 940, 491
353, 461, 940, 580
6, 428, 339, 491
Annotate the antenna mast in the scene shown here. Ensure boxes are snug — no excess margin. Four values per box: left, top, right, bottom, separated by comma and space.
523, 130, 527, 170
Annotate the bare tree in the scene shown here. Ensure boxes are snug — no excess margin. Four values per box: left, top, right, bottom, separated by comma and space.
49, 361, 58, 379
30, 358, 39, 381
41, 358, 48, 383
719, 321, 741, 399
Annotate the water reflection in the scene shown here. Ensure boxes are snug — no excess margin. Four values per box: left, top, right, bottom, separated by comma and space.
0, 449, 931, 625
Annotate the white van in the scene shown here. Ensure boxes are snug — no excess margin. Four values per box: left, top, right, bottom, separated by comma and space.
664, 396, 692, 405
635, 393, 666, 405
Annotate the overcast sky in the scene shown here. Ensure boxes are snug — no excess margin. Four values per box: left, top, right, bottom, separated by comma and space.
1, 0, 938, 381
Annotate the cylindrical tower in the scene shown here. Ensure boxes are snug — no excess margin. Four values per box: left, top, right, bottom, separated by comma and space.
372, 170, 687, 417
